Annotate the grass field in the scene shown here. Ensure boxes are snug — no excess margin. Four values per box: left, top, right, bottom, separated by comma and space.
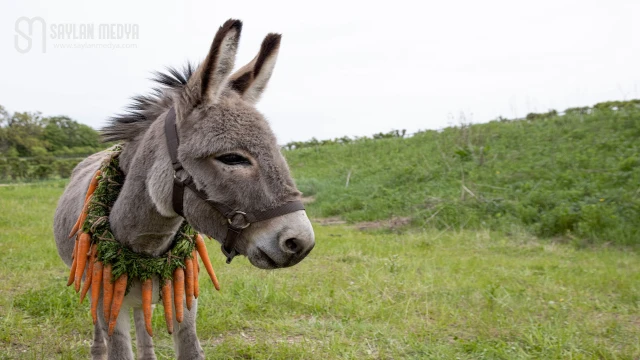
0, 182, 638, 359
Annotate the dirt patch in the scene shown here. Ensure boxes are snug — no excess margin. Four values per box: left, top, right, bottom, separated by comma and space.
278, 335, 306, 344
301, 196, 316, 204
355, 216, 412, 231
239, 331, 257, 343
1, 341, 30, 357
314, 216, 412, 231
203, 331, 308, 347
313, 217, 346, 226
205, 330, 257, 346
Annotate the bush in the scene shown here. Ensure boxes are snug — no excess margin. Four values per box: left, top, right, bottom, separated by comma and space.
8, 158, 29, 180
56, 159, 79, 178
576, 204, 617, 240
31, 164, 54, 180
0, 162, 8, 180
296, 178, 322, 197
0, 156, 83, 182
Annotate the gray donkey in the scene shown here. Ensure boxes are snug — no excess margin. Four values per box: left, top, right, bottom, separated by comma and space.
53, 19, 315, 360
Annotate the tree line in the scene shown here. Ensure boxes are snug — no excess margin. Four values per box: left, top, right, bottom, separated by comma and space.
2, 99, 638, 181
284, 99, 640, 150
0, 105, 107, 181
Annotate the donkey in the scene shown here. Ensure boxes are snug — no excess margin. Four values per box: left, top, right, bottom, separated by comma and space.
53, 19, 315, 360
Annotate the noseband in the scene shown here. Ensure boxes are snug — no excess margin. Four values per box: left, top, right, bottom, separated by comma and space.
164, 107, 305, 263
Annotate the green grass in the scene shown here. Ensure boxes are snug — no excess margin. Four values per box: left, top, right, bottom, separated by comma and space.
1, 183, 639, 359
286, 107, 640, 246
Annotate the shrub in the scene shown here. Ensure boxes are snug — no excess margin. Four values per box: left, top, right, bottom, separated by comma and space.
31, 164, 54, 180
296, 178, 322, 197
56, 159, 79, 178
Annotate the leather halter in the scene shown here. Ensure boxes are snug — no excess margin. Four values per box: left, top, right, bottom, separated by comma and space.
163, 107, 305, 263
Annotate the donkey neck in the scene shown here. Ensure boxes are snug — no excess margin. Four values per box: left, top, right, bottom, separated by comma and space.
109, 117, 183, 257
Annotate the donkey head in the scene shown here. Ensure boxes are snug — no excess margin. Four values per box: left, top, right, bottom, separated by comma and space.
168, 20, 314, 269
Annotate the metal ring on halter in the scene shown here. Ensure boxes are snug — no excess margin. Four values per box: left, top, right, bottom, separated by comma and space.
227, 211, 251, 229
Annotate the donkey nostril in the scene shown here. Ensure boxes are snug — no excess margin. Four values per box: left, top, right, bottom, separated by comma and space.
284, 238, 299, 253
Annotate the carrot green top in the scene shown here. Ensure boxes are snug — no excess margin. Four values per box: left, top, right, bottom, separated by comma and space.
81, 145, 196, 294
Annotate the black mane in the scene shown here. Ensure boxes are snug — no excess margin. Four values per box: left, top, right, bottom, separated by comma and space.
101, 63, 195, 142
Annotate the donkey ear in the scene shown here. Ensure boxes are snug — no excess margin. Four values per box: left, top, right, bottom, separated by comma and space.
228, 33, 281, 104
187, 19, 242, 104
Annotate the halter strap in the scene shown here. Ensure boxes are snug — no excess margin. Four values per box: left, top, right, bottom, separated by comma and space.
164, 107, 305, 263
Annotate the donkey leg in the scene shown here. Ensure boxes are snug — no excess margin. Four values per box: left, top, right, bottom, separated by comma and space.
172, 298, 204, 360
96, 295, 134, 360
91, 317, 108, 360
133, 307, 157, 360
91, 291, 108, 360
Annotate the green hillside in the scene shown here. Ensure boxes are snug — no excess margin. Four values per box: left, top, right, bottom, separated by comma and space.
286, 100, 640, 246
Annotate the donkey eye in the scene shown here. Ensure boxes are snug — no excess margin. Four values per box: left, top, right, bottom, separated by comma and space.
216, 153, 251, 166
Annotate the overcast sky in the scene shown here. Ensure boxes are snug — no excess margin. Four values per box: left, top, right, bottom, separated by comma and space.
2, 0, 639, 143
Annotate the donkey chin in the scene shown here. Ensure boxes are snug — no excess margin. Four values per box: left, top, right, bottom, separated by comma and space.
242, 210, 315, 269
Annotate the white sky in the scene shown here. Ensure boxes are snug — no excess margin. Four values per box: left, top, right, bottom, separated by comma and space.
1, 0, 639, 143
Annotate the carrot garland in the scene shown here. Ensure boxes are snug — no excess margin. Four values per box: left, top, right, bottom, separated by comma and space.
68, 195, 92, 238
195, 234, 220, 291
67, 203, 84, 238
108, 273, 128, 336
67, 169, 100, 238
102, 263, 114, 322
91, 261, 103, 324
173, 267, 185, 323
65, 146, 223, 336
79, 244, 96, 303
185, 257, 195, 311
74, 233, 91, 292
75, 197, 91, 235
141, 278, 153, 337
162, 279, 174, 334
193, 250, 200, 299
67, 239, 78, 286
84, 170, 101, 202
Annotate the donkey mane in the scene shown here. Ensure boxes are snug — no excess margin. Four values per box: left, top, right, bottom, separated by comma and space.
101, 63, 195, 142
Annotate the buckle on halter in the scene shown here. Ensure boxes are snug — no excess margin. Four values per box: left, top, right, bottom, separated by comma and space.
227, 210, 251, 229
221, 244, 237, 264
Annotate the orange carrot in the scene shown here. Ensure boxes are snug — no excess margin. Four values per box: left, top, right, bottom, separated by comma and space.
74, 233, 91, 292
85, 170, 101, 201
193, 250, 200, 299
173, 267, 184, 323
68, 169, 100, 238
75, 197, 91, 234
141, 278, 153, 337
91, 261, 103, 324
79, 244, 96, 303
72, 236, 78, 257
185, 258, 194, 311
68, 196, 92, 238
102, 263, 114, 322
195, 234, 220, 291
161, 279, 173, 334
68, 208, 83, 238
108, 273, 128, 336
67, 239, 78, 286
